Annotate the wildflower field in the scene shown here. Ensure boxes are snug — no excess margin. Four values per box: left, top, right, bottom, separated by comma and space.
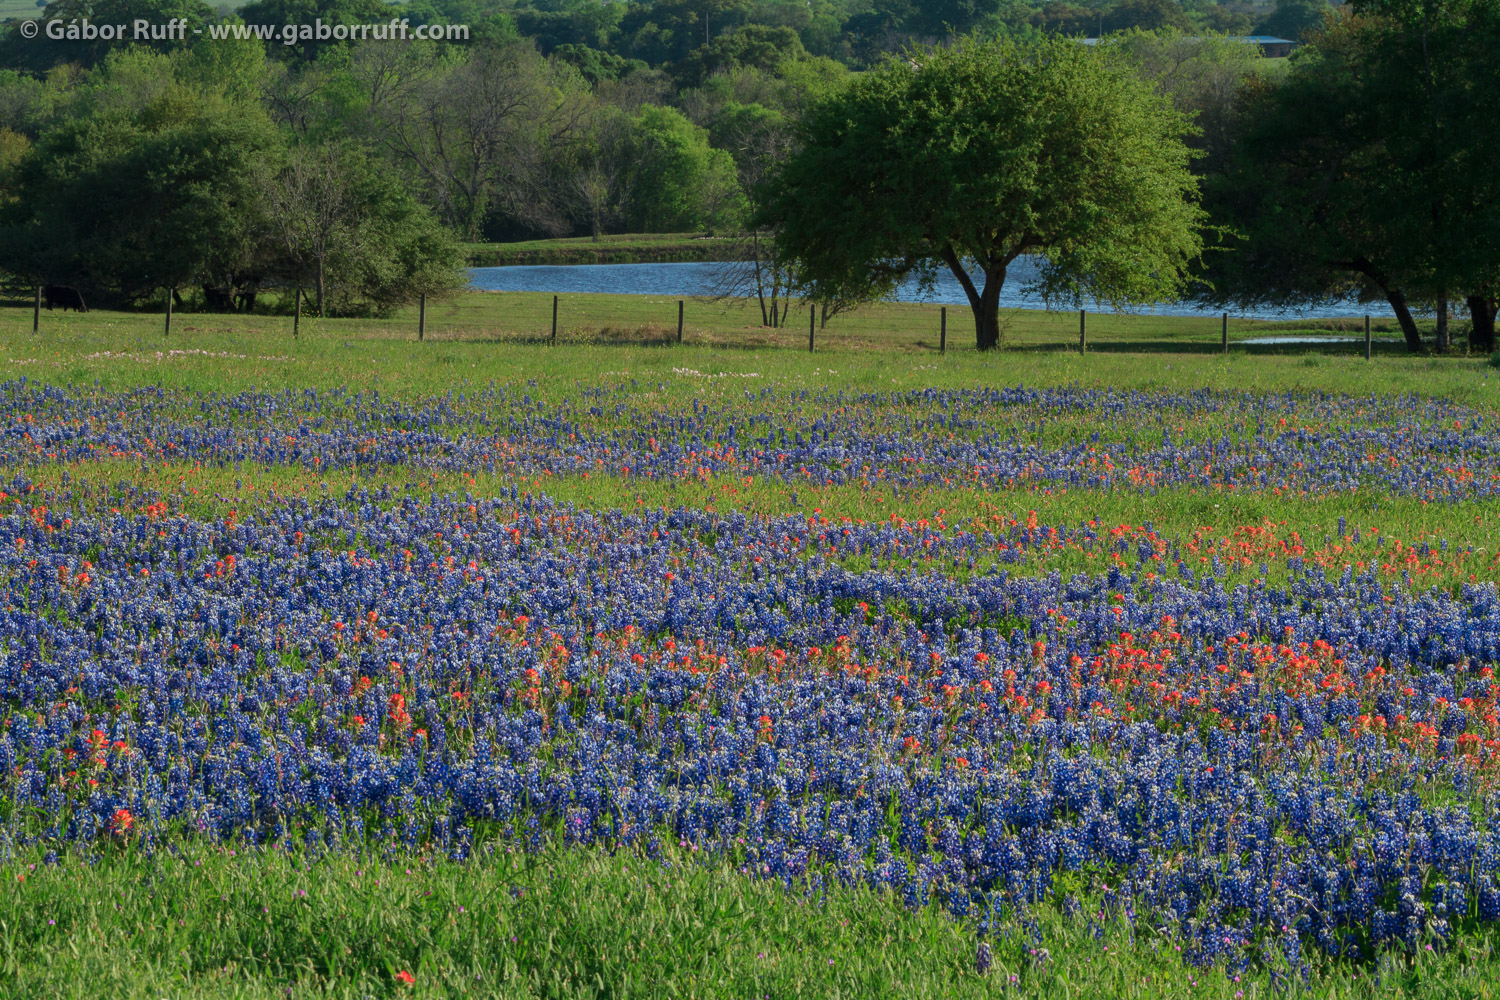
1, 307, 1499, 999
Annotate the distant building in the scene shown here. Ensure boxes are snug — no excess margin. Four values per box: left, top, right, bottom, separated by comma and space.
1078, 35, 1299, 57
1229, 35, 1299, 57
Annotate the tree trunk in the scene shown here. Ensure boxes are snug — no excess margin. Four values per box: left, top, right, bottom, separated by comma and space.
976, 269, 1004, 350
1469, 294, 1497, 354
1435, 293, 1449, 353
752, 233, 769, 326
1349, 258, 1423, 353
1385, 288, 1423, 353
940, 245, 1007, 351
315, 261, 326, 317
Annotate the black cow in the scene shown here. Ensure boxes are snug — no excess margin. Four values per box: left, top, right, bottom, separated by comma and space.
43, 285, 88, 313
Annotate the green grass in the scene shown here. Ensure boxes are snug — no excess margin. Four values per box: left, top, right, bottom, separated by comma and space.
0, 293, 1493, 403
3, 843, 1494, 1000
5, 291, 1500, 999
11, 460, 1499, 589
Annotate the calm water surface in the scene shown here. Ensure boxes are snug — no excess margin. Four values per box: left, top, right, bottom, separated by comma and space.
468, 259, 1393, 321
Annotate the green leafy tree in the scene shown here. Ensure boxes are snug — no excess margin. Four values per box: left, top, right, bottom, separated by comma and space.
624, 104, 745, 233
351, 40, 592, 241
260, 141, 464, 315
236, 0, 394, 59
1201, 7, 1498, 352
757, 36, 1205, 350
5, 0, 214, 70
1103, 0, 1193, 32
173, 33, 269, 104
513, 0, 624, 52
619, 0, 754, 64
0, 98, 279, 303
1254, 0, 1331, 39
552, 43, 648, 84
1111, 29, 1263, 176
672, 24, 805, 86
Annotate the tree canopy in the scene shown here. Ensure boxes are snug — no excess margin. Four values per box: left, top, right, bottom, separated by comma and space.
757, 35, 1206, 350
1199, 1, 1499, 351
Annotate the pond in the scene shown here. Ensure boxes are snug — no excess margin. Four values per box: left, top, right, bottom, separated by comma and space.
468, 259, 1392, 322
1239, 336, 1405, 345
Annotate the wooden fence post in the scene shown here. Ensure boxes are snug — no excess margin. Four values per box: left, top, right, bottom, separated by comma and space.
677, 299, 684, 344
551, 295, 558, 344
32, 286, 40, 333
1222, 313, 1229, 354
165, 287, 174, 338
418, 294, 426, 341
940, 307, 946, 354
1079, 309, 1086, 355
1365, 315, 1371, 361
808, 304, 815, 353
293, 287, 301, 339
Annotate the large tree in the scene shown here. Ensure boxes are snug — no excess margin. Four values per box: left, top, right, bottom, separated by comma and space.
756, 36, 1205, 350
0, 96, 279, 303
1199, 5, 1499, 352
351, 41, 592, 241
260, 141, 463, 316
623, 105, 745, 233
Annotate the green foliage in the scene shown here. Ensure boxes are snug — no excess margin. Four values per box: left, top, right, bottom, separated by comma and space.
551, 42, 648, 84
0, 96, 280, 296
513, 0, 624, 52
672, 23, 807, 87
236, 0, 394, 59
1104, 0, 1195, 32
1254, 0, 1333, 39
1108, 30, 1264, 175
759, 35, 1206, 350
259, 141, 465, 316
618, 0, 754, 65
174, 33, 270, 104
625, 105, 746, 234
9, 0, 214, 69
0, 125, 27, 167
1199, 4, 1499, 351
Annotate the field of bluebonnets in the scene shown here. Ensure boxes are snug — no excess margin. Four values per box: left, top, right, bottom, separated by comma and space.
3, 327, 1500, 999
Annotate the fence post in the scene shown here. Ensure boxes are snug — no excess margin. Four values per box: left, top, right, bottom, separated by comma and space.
1222, 313, 1229, 354
677, 299, 684, 344
1365, 315, 1371, 360
294, 287, 301, 339
418, 294, 426, 341
808, 304, 815, 353
940, 307, 946, 354
165, 287, 173, 337
32, 286, 40, 332
1079, 309, 1086, 355
551, 295, 558, 345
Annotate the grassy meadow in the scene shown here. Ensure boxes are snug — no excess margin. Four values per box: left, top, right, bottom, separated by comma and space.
0, 290, 1479, 399
2, 290, 1500, 999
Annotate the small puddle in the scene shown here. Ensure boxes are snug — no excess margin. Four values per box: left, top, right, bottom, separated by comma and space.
1240, 336, 1404, 345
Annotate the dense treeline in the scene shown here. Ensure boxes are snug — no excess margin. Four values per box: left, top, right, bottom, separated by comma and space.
1199, 0, 1499, 352
0, 0, 1490, 348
